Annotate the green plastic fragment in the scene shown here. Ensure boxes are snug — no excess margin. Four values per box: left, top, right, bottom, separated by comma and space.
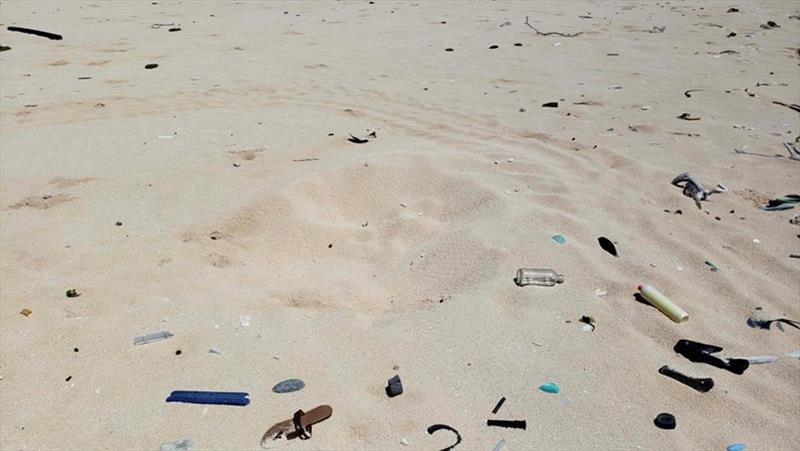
539, 382, 560, 394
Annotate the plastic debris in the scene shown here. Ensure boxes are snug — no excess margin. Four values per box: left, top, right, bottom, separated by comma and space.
261, 405, 332, 447
491, 397, 506, 414
704, 260, 720, 272
486, 419, 526, 429
674, 340, 749, 375
740, 355, 779, 364
19, 308, 32, 317
209, 347, 223, 355
426, 424, 461, 451
761, 194, 800, 211
597, 236, 618, 256
638, 285, 689, 323
595, 288, 607, 299
272, 378, 305, 394
654, 413, 676, 430
160, 438, 196, 451
145, 63, 159, 69
133, 330, 174, 346
66, 289, 80, 298
386, 375, 403, 397
579, 315, 595, 332
658, 365, 714, 392
239, 315, 251, 327
747, 308, 800, 331
727, 444, 746, 451
539, 383, 560, 394
7, 26, 62, 40
492, 439, 506, 451
166, 390, 250, 406
671, 172, 727, 209
347, 134, 369, 144
551, 234, 566, 244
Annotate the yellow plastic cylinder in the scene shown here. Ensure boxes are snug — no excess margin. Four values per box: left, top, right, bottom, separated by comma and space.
638, 284, 689, 323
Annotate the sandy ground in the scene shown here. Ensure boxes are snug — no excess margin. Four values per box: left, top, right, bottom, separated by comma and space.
1, 1, 799, 449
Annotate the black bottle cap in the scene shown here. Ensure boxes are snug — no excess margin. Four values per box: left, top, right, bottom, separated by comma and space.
654, 413, 676, 429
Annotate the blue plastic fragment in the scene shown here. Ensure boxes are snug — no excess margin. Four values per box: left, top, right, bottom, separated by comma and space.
726, 444, 746, 451
166, 390, 250, 406
539, 382, 560, 394
552, 234, 566, 244
272, 379, 305, 393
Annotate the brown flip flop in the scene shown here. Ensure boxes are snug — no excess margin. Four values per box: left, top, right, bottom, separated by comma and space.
261, 405, 332, 448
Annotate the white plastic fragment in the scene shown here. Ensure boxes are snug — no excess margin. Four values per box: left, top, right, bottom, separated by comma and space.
239, 315, 251, 327
133, 330, 174, 346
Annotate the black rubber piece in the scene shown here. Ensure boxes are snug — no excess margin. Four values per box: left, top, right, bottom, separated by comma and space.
486, 419, 526, 429
7, 26, 62, 40
598, 236, 618, 256
386, 375, 403, 397
491, 397, 506, 414
674, 339, 749, 375
654, 413, 676, 430
658, 365, 714, 393
426, 424, 461, 451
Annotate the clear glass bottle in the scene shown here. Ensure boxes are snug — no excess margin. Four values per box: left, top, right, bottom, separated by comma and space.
514, 268, 564, 287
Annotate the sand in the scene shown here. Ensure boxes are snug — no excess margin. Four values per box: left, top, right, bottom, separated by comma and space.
1, 1, 799, 449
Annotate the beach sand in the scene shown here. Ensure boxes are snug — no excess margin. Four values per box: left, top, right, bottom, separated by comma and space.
1, 1, 799, 449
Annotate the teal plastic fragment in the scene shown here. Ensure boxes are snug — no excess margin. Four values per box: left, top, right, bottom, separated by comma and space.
539, 382, 560, 394
552, 235, 566, 244
704, 260, 719, 272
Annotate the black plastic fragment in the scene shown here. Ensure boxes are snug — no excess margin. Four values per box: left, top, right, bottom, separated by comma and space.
658, 365, 714, 392
491, 397, 506, 414
487, 419, 526, 429
426, 424, 461, 451
386, 375, 403, 397
347, 134, 369, 144
673, 339, 749, 375
7, 26, 62, 40
597, 236, 618, 256
654, 413, 676, 430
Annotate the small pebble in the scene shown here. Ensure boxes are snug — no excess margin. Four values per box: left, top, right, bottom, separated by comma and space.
273, 379, 305, 393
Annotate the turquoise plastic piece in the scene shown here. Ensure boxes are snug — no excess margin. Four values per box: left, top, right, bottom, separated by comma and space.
552, 235, 566, 244
539, 383, 560, 394
726, 444, 746, 451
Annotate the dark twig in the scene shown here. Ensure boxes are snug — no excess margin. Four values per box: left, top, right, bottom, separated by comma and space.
523, 16, 583, 37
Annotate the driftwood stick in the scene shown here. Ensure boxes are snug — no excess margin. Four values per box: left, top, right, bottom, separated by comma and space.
523, 16, 583, 37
